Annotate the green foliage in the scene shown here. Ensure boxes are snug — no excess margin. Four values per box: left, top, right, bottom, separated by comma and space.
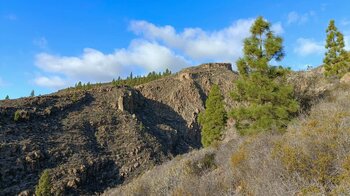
5, 95, 9, 100
323, 20, 349, 78
14, 110, 29, 122
73, 81, 94, 90
68, 68, 172, 92
35, 169, 51, 196
30, 90, 35, 97
230, 16, 299, 135
198, 84, 227, 147
112, 69, 172, 87
14, 110, 20, 122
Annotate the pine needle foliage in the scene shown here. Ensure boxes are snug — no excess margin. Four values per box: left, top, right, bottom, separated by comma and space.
323, 20, 349, 78
198, 84, 227, 147
230, 16, 299, 135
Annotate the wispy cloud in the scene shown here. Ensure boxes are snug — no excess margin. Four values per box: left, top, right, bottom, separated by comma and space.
271, 22, 284, 34
34, 76, 67, 89
287, 11, 315, 25
33, 37, 48, 49
294, 38, 324, 56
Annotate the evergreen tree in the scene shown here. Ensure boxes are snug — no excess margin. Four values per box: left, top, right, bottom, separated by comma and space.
30, 90, 35, 97
198, 84, 227, 147
76, 81, 82, 89
323, 20, 349, 77
230, 16, 299, 135
5, 95, 9, 100
35, 169, 51, 196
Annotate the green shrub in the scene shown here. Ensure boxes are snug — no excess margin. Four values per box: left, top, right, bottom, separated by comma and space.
35, 169, 51, 196
14, 110, 20, 122
13, 110, 29, 122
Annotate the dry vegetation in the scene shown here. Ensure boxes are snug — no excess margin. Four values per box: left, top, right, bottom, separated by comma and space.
105, 83, 350, 196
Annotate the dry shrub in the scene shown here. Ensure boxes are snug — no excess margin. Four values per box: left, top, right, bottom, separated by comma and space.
184, 153, 217, 176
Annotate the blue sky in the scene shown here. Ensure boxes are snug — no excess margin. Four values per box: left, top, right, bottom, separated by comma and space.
1, 0, 350, 99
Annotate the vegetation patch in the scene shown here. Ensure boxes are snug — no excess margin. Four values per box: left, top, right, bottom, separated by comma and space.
35, 169, 52, 196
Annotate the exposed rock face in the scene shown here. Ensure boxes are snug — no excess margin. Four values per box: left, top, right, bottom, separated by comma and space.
0, 87, 166, 195
287, 67, 334, 110
136, 63, 238, 149
0, 63, 237, 195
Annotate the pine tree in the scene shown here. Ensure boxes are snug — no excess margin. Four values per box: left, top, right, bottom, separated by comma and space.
230, 16, 299, 135
198, 84, 227, 147
30, 90, 35, 97
5, 95, 9, 100
323, 20, 349, 77
35, 169, 51, 196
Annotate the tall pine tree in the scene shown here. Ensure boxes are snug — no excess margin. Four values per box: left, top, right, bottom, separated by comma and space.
198, 84, 227, 147
231, 16, 299, 135
323, 20, 349, 77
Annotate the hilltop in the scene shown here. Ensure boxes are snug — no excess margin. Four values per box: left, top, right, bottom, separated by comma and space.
0, 63, 236, 195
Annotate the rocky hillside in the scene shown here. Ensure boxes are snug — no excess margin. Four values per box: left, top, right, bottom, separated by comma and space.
0, 63, 237, 195
105, 80, 350, 196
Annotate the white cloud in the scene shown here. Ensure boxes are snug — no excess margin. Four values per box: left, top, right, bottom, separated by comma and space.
35, 40, 189, 88
287, 11, 315, 25
33, 37, 48, 49
129, 19, 255, 62
34, 76, 66, 89
294, 38, 324, 56
271, 22, 284, 35
35, 18, 284, 89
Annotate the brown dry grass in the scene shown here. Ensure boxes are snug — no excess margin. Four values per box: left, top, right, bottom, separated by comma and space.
104, 83, 350, 196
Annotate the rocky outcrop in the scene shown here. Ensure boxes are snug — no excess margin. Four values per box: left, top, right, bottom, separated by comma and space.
136, 63, 238, 148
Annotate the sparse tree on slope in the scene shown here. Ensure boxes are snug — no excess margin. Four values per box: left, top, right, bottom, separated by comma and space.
323, 20, 349, 77
199, 84, 227, 147
230, 16, 299, 135
5, 95, 9, 100
30, 90, 35, 97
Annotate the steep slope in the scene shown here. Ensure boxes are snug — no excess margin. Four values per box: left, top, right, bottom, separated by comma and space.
104, 83, 350, 196
0, 63, 237, 195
